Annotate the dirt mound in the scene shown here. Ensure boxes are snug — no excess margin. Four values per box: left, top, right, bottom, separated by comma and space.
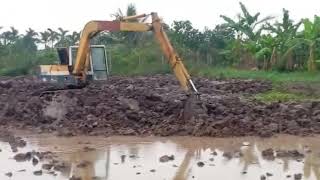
0, 75, 319, 137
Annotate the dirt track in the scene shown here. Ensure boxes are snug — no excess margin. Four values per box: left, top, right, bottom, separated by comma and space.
0, 75, 320, 137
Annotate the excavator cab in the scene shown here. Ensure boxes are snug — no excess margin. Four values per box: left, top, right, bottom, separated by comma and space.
69, 45, 109, 80
39, 45, 109, 84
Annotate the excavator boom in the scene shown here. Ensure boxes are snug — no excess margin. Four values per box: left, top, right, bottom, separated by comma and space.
72, 12, 198, 93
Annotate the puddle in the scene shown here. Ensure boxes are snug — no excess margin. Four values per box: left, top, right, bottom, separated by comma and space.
0, 134, 320, 180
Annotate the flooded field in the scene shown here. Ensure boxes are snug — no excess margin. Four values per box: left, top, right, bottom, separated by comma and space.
0, 133, 319, 180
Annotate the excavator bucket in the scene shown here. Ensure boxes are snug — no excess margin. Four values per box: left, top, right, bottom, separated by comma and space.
182, 93, 202, 121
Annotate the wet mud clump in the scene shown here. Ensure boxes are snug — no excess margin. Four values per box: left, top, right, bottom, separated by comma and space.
276, 150, 305, 159
0, 75, 320, 137
159, 155, 175, 162
261, 148, 275, 160
0, 130, 26, 152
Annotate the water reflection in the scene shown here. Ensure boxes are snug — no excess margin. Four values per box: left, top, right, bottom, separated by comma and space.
2, 134, 320, 180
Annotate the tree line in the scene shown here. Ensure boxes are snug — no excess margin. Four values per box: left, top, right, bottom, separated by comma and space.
0, 2, 319, 76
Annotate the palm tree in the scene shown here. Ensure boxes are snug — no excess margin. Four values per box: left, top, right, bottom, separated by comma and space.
111, 3, 136, 20
57, 27, 69, 47
66, 31, 80, 45
1, 31, 11, 46
111, 3, 139, 45
0, 26, 2, 45
8, 27, 19, 44
0, 27, 19, 46
126, 3, 137, 18
20, 28, 39, 53
48, 28, 59, 48
25, 28, 38, 41
40, 31, 50, 49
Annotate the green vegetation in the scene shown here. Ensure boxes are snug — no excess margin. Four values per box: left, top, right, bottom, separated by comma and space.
254, 91, 313, 102
188, 66, 320, 102
1, 2, 320, 78
190, 67, 320, 83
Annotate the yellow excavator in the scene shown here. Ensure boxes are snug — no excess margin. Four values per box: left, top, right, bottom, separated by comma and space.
39, 12, 198, 95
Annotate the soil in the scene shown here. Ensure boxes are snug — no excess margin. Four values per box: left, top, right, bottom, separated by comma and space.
197, 161, 205, 167
0, 75, 320, 137
261, 148, 305, 159
275, 150, 305, 158
159, 155, 175, 162
33, 170, 43, 176
261, 148, 275, 160
260, 175, 266, 180
294, 173, 303, 180
5, 172, 13, 177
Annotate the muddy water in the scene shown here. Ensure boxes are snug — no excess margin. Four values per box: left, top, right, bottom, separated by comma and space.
1, 134, 320, 180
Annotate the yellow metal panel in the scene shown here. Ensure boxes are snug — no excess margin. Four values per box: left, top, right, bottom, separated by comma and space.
73, 21, 99, 76
151, 13, 190, 91
39, 65, 70, 76
122, 13, 147, 21
120, 22, 151, 32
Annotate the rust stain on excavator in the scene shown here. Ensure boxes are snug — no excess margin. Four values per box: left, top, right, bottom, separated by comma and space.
97, 21, 120, 32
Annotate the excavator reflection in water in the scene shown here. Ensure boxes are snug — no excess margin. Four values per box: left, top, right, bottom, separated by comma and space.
58, 136, 320, 180
17, 134, 320, 179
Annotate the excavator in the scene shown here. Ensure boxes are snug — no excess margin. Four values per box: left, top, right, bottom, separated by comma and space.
39, 12, 198, 94
39, 13, 200, 120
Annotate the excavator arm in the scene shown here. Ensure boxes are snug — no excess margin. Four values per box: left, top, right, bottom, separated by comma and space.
73, 12, 198, 93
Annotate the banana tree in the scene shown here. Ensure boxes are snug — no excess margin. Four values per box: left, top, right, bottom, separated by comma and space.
220, 2, 274, 68
254, 35, 275, 70
302, 16, 320, 71
220, 2, 274, 41
264, 9, 302, 70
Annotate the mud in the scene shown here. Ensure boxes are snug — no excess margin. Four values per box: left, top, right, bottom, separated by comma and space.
159, 155, 175, 162
275, 149, 305, 158
33, 170, 43, 176
5, 172, 12, 177
261, 148, 275, 160
0, 75, 320, 137
0, 130, 26, 152
295, 173, 303, 180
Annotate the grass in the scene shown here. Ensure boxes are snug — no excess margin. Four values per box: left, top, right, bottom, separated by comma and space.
188, 66, 320, 102
190, 67, 320, 83
254, 91, 316, 102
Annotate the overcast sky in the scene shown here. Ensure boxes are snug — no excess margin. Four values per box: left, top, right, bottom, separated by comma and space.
1, 0, 319, 33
